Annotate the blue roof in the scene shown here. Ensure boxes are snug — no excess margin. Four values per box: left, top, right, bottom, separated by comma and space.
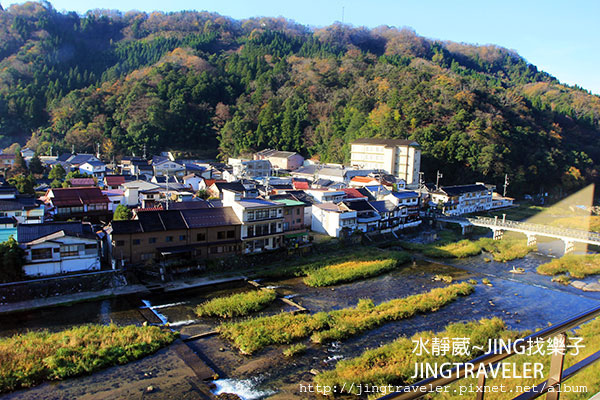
391, 191, 419, 199
365, 185, 386, 192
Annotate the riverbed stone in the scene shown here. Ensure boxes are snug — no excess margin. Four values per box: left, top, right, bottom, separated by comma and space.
583, 282, 600, 292
571, 281, 587, 290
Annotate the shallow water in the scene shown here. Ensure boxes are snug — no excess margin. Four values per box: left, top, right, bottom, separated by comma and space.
1, 243, 599, 399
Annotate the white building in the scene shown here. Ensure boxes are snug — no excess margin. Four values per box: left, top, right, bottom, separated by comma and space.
228, 158, 271, 180
22, 230, 101, 277
430, 184, 493, 216
350, 139, 421, 186
304, 189, 346, 204
222, 190, 284, 254
311, 203, 357, 237
153, 160, 185, 177
79, 161, 106, 178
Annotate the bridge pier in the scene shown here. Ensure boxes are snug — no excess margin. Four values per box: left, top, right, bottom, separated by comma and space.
564, 240, 575, 255
527, 234, 537, 247
492, 229, 504, 240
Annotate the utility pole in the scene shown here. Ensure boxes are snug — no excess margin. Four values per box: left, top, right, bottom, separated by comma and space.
418, 172, 424, 196
503, 174, 509, 197
436, 170, 443, 190
143, 144, 147, 160
96, 142, 100, 160
49, 145, 53, 157
165, 172, 170, 210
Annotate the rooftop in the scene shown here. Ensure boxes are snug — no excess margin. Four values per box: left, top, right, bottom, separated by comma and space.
352, 138, 420, 147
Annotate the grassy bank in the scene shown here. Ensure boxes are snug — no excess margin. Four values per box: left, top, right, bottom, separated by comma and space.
315, 315, 600, 400
401, 233, 534, 262
256, 246, 396, 280
195, 289, 277, 318
0, 324, 176, 393
303, 251, 411, 287
314, 318, 522, 395
537, 254, 600, 279
218, 282, 473, 354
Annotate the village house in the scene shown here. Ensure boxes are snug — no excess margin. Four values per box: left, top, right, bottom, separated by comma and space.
311, 202, 358, 237
79, 160, 106, 178
254, 149, 304, 171
17, 221, 100, 277
228, 158, 271, 180
0, 185, 44, 224
222, 190, 284, 254
272, 198, 309, 247
430, 184, 493, 215
41, 187, 111, 221
109, 207, 242, 265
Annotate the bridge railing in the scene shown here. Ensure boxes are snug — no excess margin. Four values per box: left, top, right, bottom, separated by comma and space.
378, 304, 600, 400
467, 216, 600, 242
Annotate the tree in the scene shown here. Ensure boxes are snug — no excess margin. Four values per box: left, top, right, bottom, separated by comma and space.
48, 164, 66, 181
196, 189, 210, 200
0, 237, 25, 283
11, 149, 27, 176
28, 154, 44, 174
8, 174, 35, 194
113, 204, 132, 220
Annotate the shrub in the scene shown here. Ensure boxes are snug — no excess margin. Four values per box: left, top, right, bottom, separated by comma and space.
313, 318, 522, 395
283, 343, 307, 357
195, 289, 277, 318
537, 254, 600, 279
303, 251, 410, 287
0, 324, 176, 393
218, 283, 474, 354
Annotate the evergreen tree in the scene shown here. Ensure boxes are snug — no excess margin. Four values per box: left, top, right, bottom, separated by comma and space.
113, 204, 132, 220
0, 237, 25, 283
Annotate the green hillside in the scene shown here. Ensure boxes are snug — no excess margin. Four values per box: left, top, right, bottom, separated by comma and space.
1, 2, 599, 193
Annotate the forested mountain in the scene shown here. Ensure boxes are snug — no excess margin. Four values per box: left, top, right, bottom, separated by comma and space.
1, 1, 599, 193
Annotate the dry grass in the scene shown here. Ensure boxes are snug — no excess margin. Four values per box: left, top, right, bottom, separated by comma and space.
314, 318, 522, 395
537, 254, 600, 279
0, 324, 176, 393
303, 251, 410, 287
218, 283, 474, 354
195, 289, 277, 318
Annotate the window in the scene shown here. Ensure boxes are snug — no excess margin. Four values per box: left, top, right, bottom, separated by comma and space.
141, 253, 153, 261
296, 209, 300, 215
61, 245, 79, 257
85, 243, 97, 254
31, 248, 52, 260
116, 240, 125, 247
149, 237, 157, 244
217, 231, 226, 240
285, 209, 291, 215
227, 230, 235, 239
247, 211, 254, 221
179, 235, 186, 241
133, 239, 141, 245
166, 236, 173, 242
196, 233, 206, 241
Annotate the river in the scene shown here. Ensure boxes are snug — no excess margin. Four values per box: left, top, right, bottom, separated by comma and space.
1, 239, 599, 400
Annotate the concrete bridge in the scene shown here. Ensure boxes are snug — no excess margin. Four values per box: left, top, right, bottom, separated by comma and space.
440, 215, 600, 254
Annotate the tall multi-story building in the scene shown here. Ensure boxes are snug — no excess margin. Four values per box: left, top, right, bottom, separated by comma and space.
350, 139, 421, 186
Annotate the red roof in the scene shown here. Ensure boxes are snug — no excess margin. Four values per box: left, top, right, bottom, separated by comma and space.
293, 180, 309, 190
47, 187, 109, 207
203, 179, 216, 187
351, 176, 378, 183
341, 188, 367, 199
104, 175, 126, 186
70, 178, 95, 187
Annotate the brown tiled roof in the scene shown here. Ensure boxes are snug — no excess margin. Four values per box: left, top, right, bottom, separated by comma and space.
48, 187, 109, 207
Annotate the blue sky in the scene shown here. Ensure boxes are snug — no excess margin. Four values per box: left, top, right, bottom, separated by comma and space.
5, 0, 600, 94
